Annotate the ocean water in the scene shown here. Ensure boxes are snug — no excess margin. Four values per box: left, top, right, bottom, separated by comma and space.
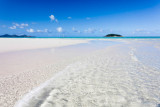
1, 36, 160, 39
38, 37, 160, 39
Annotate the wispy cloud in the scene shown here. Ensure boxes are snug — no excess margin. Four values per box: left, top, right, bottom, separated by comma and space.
132, 29, 151, 35
19, 23, 29, 28
68, 17, 72, 19
31, 22, 37, 25
72, 27, 81, 33
37, 30, 42, 32
26, 28, 34, 33
86, 17, 91, 20
135, 29, 145, 32
9, 23, 29, 29
99, 29, 105, 33
84, 28, 96, 33
1, 25, 6, 28
37, 29, 48, 33
9, 26, 16, 29
57, 27, 63, 33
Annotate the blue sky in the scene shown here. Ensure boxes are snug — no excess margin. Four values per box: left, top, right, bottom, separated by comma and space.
0, 0, 160, 37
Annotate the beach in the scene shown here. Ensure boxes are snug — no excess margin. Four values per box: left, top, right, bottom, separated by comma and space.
0, 38, 160, 107
0, 38, 90, 107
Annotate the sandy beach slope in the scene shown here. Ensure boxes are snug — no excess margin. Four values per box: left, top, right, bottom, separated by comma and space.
14, 39, 160, 107
0, 38, 90, 107
0, 38, 89, 53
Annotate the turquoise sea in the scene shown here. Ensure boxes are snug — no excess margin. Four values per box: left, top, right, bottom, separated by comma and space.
1, 36, 160, 39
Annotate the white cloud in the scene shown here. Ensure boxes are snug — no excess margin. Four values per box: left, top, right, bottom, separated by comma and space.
27, 29, 34, 33
49, 15, 58, 22
57, 27, 63, 33
9, 26, 16, 29
10, 23, 29, 29
72, 27, 81, 33
68, 17, 72, 19
49, 15, 55, 21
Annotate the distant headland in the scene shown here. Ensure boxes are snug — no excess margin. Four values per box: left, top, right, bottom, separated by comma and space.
0, 34, 35, 38
104, 34, 123, 37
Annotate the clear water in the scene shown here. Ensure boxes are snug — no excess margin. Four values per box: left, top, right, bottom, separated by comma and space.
1, 36, 160, 39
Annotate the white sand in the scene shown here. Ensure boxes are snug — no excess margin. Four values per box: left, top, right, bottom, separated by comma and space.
14, 39, 160, 107
0, 38, 90, 107
0, 38, 89, 53
0, 39, 160, 107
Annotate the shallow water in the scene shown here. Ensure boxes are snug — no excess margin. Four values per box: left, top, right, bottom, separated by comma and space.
0, 40, 119, 76
15, 39, 160, 107
0, 39, 122, 107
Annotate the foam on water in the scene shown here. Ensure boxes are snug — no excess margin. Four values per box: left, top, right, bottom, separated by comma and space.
129, 48, 139, 62
14, 65, 72, 107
